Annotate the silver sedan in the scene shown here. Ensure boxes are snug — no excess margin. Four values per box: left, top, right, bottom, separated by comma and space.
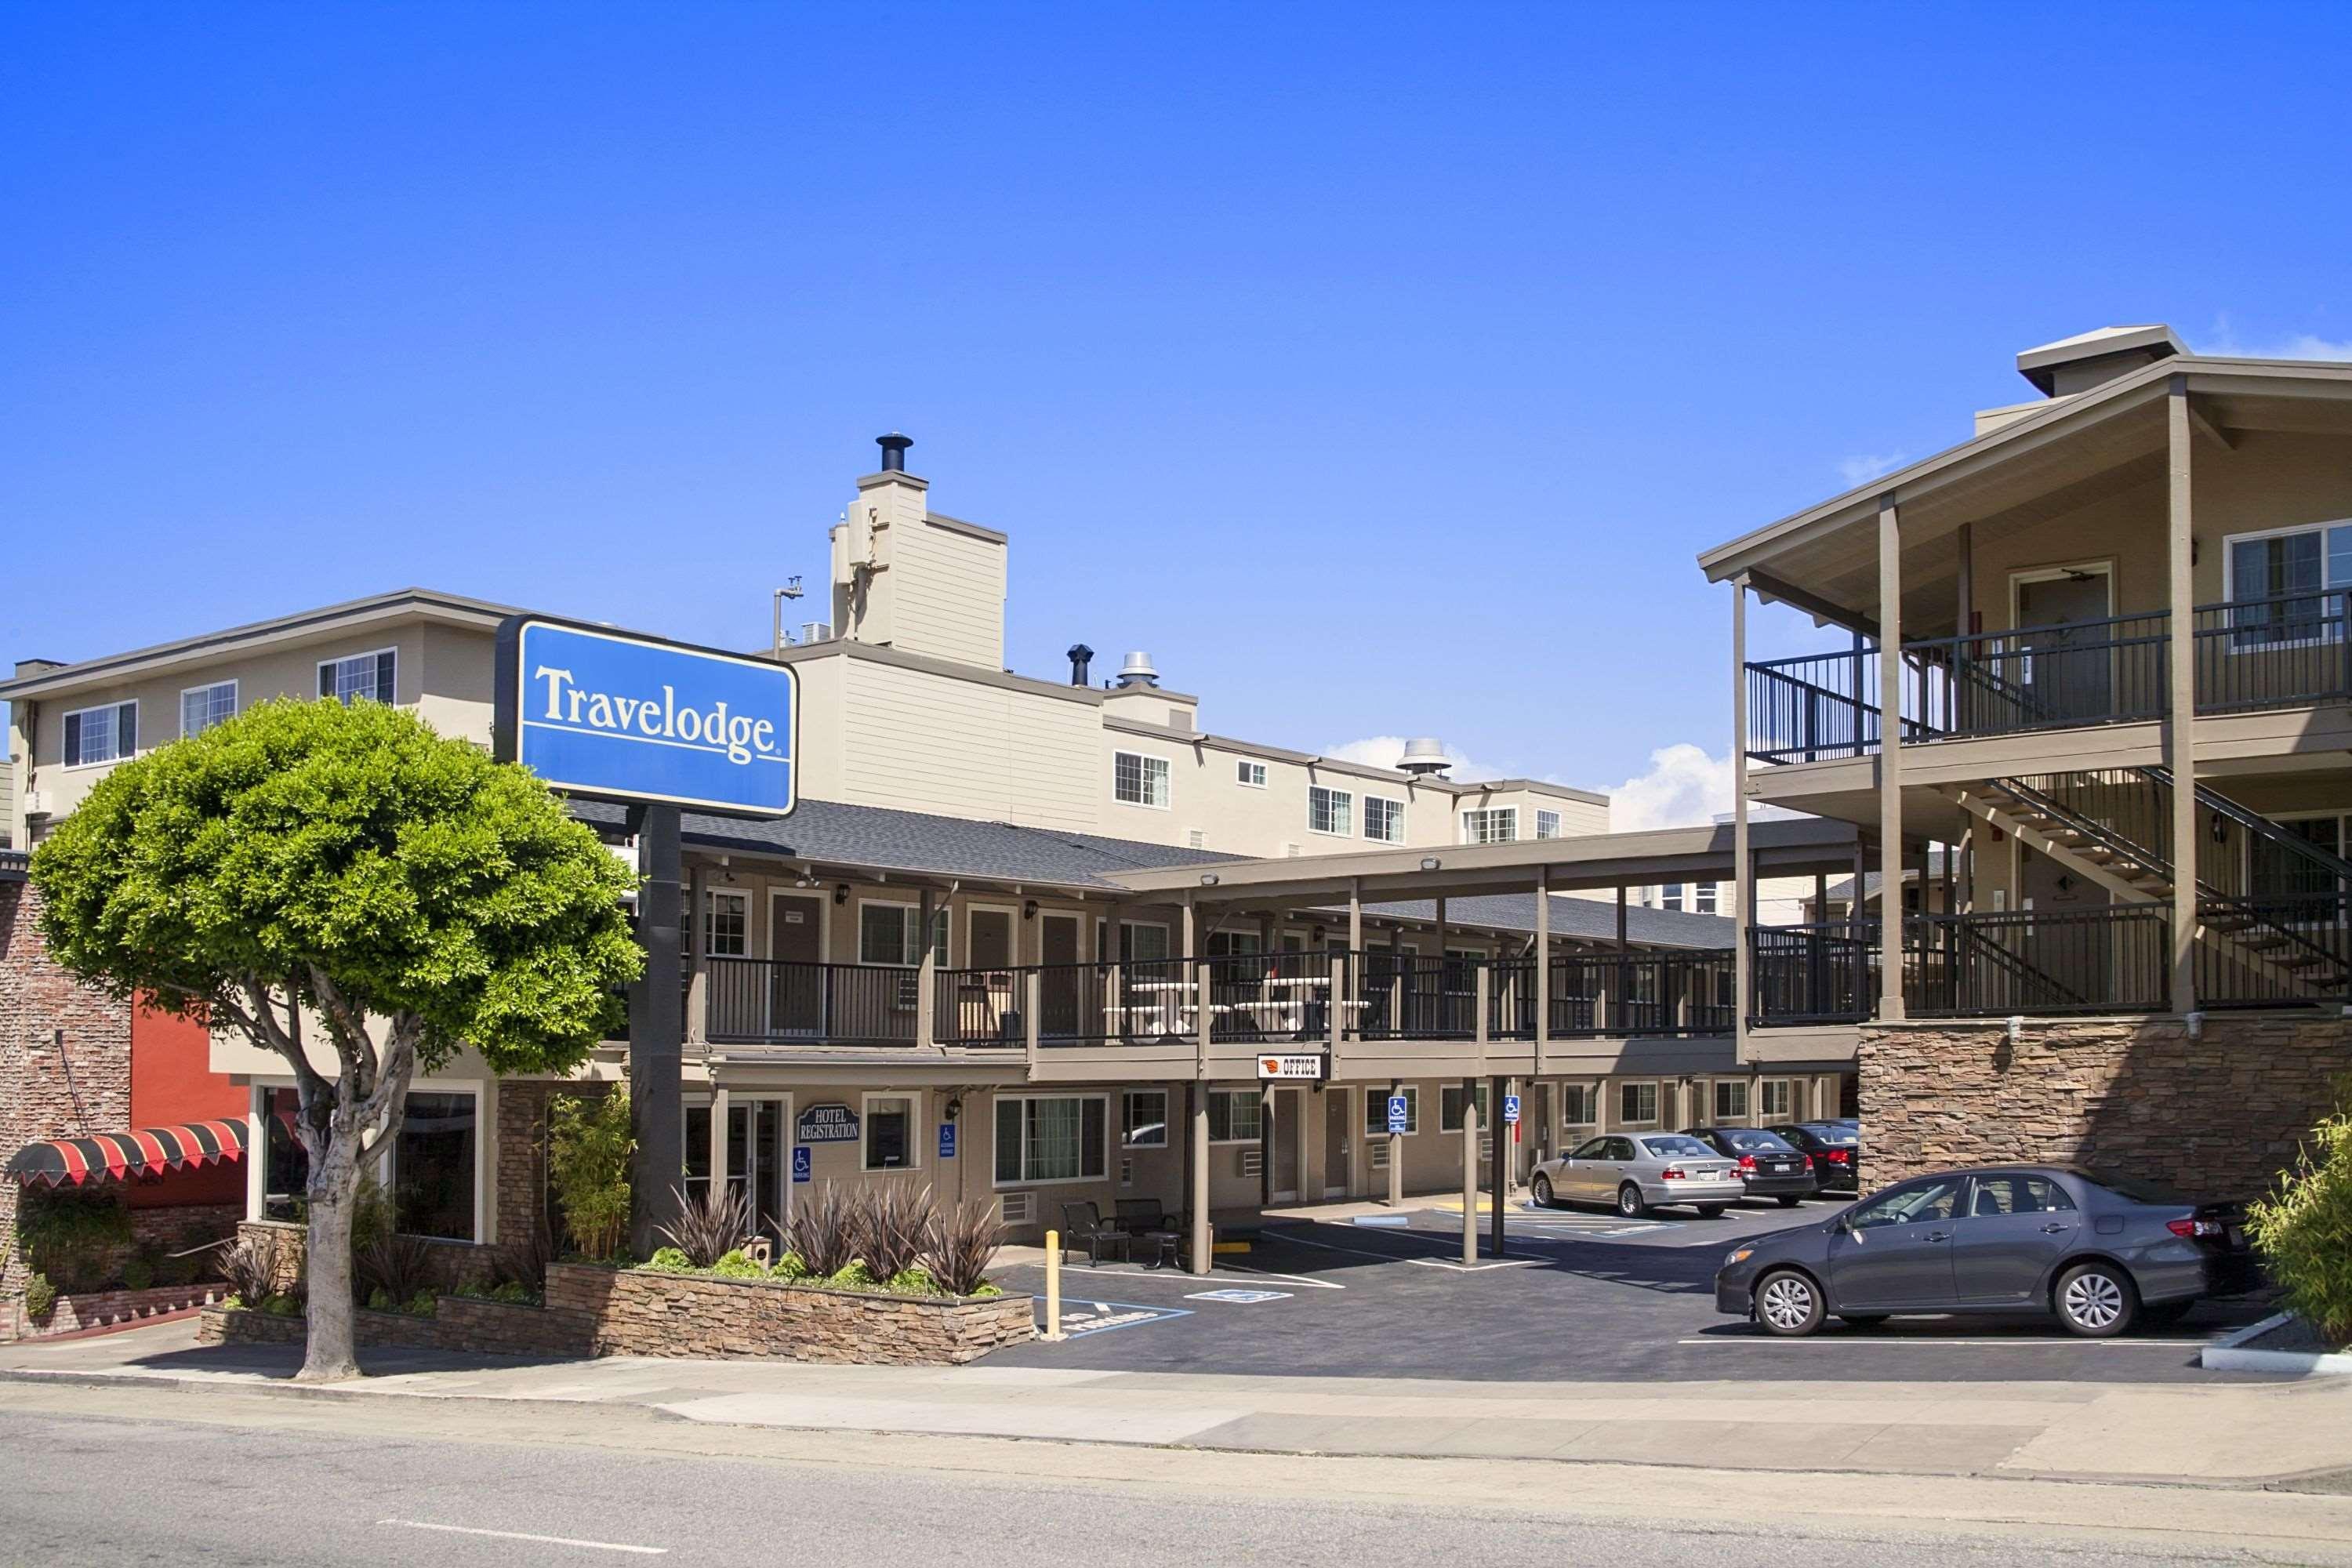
1530, 1133, 1746, 1218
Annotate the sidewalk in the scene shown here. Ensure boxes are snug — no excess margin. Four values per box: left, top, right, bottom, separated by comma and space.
5, 1317, 2347, 1488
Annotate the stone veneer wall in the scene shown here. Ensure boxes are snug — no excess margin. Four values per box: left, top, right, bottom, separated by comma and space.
5, 1281, 228, 1341
1860, 1011, 2352, 1197
0, 880, 135, 1305
544, 1264, 1036, 1364
200, 1294, 593, 1358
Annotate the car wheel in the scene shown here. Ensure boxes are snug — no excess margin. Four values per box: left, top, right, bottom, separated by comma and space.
1531, 1174, 1555, 1208
1696, 1204, 1726, 1218
1755, 1269, 1824, 1337
2054, 1261, 2139, 1338
1777, 1195, 1803, 1208
1616, 1183, 1648, 1219
1838, 1313, 1889, 1329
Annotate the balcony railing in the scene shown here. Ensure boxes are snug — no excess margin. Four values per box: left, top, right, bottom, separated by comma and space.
1750, 921, 1876, 1025
2198, 890, 2352, 1011
1747, 593, 2352, 762
1903, 906, 2170, 1017
706, 959, 921, 1045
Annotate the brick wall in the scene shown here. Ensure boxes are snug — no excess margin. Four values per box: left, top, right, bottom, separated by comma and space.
495, 1080, 579, 1247
198, 1295, 593, 1359
1859, 1011, 2352, 1198
4, 1281, 227, 1342
1, 880, 133, 1303
544, 1263, 1036, 1364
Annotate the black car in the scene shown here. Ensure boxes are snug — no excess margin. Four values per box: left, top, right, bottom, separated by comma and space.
1681, 1127, 1820, 1204
1769, 1121, 1861, 1192
1714, 1165, 2258, 1338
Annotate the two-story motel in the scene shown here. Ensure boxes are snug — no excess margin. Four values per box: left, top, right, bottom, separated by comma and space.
1704, 325, 2352, 1197
5, 437, 1858, 1278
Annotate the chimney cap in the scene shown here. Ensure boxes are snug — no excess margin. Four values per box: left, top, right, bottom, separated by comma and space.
2015, 325, 2185, 395
1398, 737, 1453, 775
875, 432, 913, 471
1116, 651, 1158, 688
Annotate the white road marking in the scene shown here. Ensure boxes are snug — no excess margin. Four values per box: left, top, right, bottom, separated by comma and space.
380, 1520, 666, 1554
1026, 1260, 1345, 1290
1675, 1336, 2217, 1348
1278, 1230, 1537, 1272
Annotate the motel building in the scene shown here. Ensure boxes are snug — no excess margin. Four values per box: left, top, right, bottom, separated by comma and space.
2, 436, 1858, 1282
1702, 325, 2352, 1199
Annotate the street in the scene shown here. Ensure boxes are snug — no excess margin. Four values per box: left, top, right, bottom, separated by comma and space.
2, 1381, 2347, 1568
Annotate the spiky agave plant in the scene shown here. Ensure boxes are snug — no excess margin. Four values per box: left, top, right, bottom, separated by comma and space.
781, 1181, 860, 1278
856, 1183, 936, 1283
658, 1182, 752, 1269
213, 1232, 289, 1306
920, 1199, 1007, 1297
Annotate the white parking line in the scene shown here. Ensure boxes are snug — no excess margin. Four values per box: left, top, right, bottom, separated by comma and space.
381, 1521, 667, 1554
1030, 1260, 1345, 1290
1675, 1336, 2217, 1348
1278, 1230, 1539, 1272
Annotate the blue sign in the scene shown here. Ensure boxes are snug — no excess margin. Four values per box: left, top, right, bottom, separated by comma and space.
797, 1103, 860, 1144
1385, 1094, 1410, 1134
1502, 1094, 1521, 1126
791, 1145, 812, 1184
495, 616, 798, 816
938, 1123, 957, 1161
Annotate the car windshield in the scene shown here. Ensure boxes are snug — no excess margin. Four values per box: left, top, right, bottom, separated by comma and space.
1642, 1136, 1713, 1160
1799, 1123, 1858, 1145
1718, 1131, 1794, 1153
2066, 1167, 2189, 1206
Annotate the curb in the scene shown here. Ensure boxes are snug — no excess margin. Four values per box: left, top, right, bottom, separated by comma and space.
2200, 1312, 2352, 1377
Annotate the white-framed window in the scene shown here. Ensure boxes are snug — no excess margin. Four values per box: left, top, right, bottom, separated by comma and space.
319, 648, 397, 706
1121, 1090, 1168, 1149
1714, 1080, 1749, 1122
1535, 809, 1563, 840
1098, 920, 1172, 963
1660, 884, 1683, 911
1113, 750, 1171, 808
1207, 1090, 1261, 1144
62, 701, 137, 768
2222, 520, 2352, 648
1236, 760, 1267, 789
1759, 1079, 1794, 1120
1439, 1082, 1490, 1133
1364, 796, 1406, 844
1308, 786, 1353, 837
863, 1091, 921, 1171
995, 1094, 1108, 1185
858, 902, 948, 967
1461, 807, 1518, 845
703, 890, 749, 958
1618, 1081, 1660, 1126
1363, 1085, 1419, 1136
1561, 1083, 1599, 1127
180, 681, 238, 739
1695, 882, 1719, 914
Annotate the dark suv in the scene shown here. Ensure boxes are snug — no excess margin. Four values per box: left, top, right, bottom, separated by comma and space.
1769, 1121, 1861, 1192
1680, 1127, 1819, 1205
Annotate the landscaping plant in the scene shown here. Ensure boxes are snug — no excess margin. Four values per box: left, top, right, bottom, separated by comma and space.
22, 1273, 57, 1322
549, 1090, 635, 1261
855, 1183, 935, 1283
2246, 1079, 2352, 1345
658, 1181, 751, 1269
30, 697, 641, 1381
780, 1181, 861, 1278
355, 1231, 438, 1308
920, 1198, 1007, 1298
16, 1189, 134, 1294
213, 1232, 289, 1309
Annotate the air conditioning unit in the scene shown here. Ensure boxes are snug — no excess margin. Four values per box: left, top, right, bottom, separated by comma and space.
20, 790, 47, 817
999, 1192, 1035, 1225
1238, 1149, 1263, 1178
801, 622, 833, 645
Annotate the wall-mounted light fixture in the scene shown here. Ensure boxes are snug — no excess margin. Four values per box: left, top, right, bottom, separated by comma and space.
1200, 873, 1221, 887
834, 884, 850, 906
1022, 899, 1038, 920
945, 1096, 963, 1123
1420, 857, 1442, 872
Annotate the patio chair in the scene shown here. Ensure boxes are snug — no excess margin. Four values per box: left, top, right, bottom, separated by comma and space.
1113, 1198, 1168, 1236
1059, 1201, 1130, 1266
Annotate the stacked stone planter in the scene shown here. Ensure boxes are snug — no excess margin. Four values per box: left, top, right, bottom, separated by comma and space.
5, 1281, 227, 1342
200, 1294, 593, 1357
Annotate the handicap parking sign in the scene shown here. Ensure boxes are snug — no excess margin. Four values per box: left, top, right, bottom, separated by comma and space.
1386, 1094, 1410, 1134
1502, 1094, 1521, 1125
791, 1145, 812, 1184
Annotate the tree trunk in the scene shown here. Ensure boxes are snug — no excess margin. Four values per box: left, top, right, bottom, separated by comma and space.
296, 1134, 365, 1382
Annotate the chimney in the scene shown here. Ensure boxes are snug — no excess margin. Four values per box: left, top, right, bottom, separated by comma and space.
1116, 651, 1159, 688
1067, 644, 1094, 686
876, 432, 913, 472
1398, 737, 1453, 776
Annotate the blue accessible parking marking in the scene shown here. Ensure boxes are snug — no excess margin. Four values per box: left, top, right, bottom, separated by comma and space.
1048, 1301, 1193, 1338
1185, 1289, 1292, 1304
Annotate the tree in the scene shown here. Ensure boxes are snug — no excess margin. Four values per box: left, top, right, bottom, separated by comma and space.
30, 696, 641, 1381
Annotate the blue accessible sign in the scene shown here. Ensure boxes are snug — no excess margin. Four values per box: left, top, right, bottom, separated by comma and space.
938, 1123, 957, 1161
1386, 1094, 1410, 1134
1502, 1094, 1521, 1126
494, 615, 798, 816
791, 1146, 812, 1184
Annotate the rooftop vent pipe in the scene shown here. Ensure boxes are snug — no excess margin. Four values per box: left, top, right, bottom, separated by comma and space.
1116, 652, 1159, 688
1067, 644, 1094, 686
876, 432, 913, 472
1398, 737, 1453, 776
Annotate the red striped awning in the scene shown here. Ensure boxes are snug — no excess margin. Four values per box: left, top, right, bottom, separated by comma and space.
5, 1119, 249, 1188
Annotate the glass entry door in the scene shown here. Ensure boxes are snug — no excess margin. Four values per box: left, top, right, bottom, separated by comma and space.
684, 1095, 793, 1247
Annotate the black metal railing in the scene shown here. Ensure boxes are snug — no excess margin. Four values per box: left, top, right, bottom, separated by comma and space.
0, 848, 27, 880
932, 965, 1027, 1047
2198, 890, 2352, 1010
1354, 953, 1474, 1040
1746, 647, 1886, 762
1543, 949, 1737, 1036
1907, 612, 2171, 742
1904, 906, 2169, 1017
706, 959, 921, 1045
1207, 949, 1341, 1044
2000, 771, 2172, 877
1750, 921, 1876, 1025
2194, 588, 2352, 715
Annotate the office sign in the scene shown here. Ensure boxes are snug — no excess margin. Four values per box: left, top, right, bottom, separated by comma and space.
791, 1146, 812, 1184
1385, 1094, 1410, 1134
1257, 1053, 1324, 1081
495, 615, 797, 816
797, 1103, 860, 1144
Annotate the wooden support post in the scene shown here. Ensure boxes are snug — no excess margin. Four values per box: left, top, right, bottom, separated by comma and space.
916, 887, 938, 1048
1876, 495, 1907, 1021
2167, 376, 2199, 1017
1533, 867, 1551, 1077
1731, 575, 1752, 1058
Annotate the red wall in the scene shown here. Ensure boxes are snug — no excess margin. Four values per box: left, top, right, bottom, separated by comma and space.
127, 1000, 246, 1208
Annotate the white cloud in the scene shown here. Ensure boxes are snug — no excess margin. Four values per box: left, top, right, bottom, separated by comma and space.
1603, 742, 1733, 833
1837, 452, 1907, 488
2198, 328, 2352, 362
1323, 735, 1502, 782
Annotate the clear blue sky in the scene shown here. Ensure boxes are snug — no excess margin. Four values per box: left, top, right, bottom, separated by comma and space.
6, 4, 2348, 820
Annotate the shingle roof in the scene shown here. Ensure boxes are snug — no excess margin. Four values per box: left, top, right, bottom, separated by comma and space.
572, 797, 1237, 890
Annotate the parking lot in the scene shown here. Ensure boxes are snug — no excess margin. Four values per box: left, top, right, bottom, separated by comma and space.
992, 1194, 2281, 1385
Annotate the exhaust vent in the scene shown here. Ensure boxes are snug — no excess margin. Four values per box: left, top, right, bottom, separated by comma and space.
1398, 737, 1453, 776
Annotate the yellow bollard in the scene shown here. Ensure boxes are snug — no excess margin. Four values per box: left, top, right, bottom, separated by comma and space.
1043, 1229, 1064, 1340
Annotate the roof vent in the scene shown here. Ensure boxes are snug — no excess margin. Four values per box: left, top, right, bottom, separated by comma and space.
1116, 651, 1158, 688
1067, 644, 1094, 687
876, 432, 913, 472
1398, 737, 1453, 776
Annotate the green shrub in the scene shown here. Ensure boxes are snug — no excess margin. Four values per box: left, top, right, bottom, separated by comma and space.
23, 1272, 57, 1321
487, 1281, 535, 1305
219, 1294, 246, 1312
885, 1267, 941, 1297
549, 1091, 633, 1261
17, 1190, 132, 1293
710, 1249, 762, 1279
261, 1293, 302, 1318
825, 1261, 874, 1290
770, 1250, 808, 1281
2247, 1083, 2352, 1344
971, 1282, 1004, 1298
643, 1247, 694, 1273
404, 1290, 437, 1317
119, 1252, 158, 1292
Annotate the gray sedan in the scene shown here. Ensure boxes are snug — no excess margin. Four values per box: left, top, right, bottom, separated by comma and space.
1530, 1134, 1746, 1218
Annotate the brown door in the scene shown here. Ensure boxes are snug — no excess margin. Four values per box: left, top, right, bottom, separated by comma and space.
1272, 1090, 1301, 1202
970, 909, 1014, 969
2014, 570, 2114, 724
1040, 914, 1080, 1036
1323, 1087, 1352, 1197
769, 895, 824, 1035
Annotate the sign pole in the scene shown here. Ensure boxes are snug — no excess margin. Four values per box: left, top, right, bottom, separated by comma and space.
630, 803, 684, 1257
